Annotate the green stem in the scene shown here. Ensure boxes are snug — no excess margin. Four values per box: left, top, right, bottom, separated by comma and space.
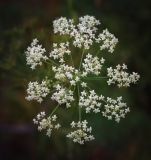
50, 104, 60, 117
83, 76, 108, 80
77, 84, 81, 121
47, 59, 59, 66
79, 49, 85, 70
70, 53, 75, 67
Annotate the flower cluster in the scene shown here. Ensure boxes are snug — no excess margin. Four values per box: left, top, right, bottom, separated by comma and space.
79, 90, 103, 113
82, 53, 105, 76
102, 96, 130, 123
33, 112, 61, 137
96, 29, 118, 53
53, 17, 75, 35
26, 80, 50, 103
25, 38, 48, 69
51, 84, 74, 108
72, 15, 100, 49
25, 15, 140, 144
50, 42, 71, 63
52, 64, 80, 85
67, 120, 95, 144
107, 64, 140, 87
53, 15, 100, 49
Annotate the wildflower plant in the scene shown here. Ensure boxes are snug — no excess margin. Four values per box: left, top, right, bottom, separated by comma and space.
25, 15, 140, 144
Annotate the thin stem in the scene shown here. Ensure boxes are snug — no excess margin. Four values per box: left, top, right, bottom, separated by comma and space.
77, 84, 81, 121
64, 36, 74, 68
79, 49, 85, 70
70, 53, 75, 67
47, 59, 59, 66
50, 104, 60, 117
73, 85, 76, 94
83, 76, 108, 80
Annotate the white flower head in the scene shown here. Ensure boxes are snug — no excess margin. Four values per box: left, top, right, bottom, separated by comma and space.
52, 64, 80, 86
53, 17, 75, 35
51, 84, 74, 108
50, 42, 71, 63
67, 120, 95, 144
33, 112, 61, 137
96, 29, 118, 53
102, 96, 130, 123
79, 90, 102, 113
82, 53, 105, 76
107, 64, 140, 87
53, 15, 101, 50
25, 38, 48, 69
25, 15, 140, 145
26, 80, 50, 103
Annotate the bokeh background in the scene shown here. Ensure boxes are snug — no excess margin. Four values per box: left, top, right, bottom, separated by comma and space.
0, 0, 151, 159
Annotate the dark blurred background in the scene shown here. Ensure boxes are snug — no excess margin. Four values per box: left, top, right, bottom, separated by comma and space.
0, 0, 151, 160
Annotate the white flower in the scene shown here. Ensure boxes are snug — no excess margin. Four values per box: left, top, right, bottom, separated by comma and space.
52, 64, 80, 86
33, 111, 45, 124
52, 115, 57, 121
81, 82, 87, 88
53, 17, 75, 35
67, 120, 95, 144
53, 15, 101, 50
79, 90, 102, 113
51, 84, 74, 108
82, 53, 105, 76
25, 15, 140, 145
25, 38, 48, 69
55, 123, 61, 129
102, 96, 130, 123
96, 29, 118, 53
50, 42, 71, 63
71, 121, 76, 128
33, 112, 61, 137
107, 64, 140, 87
78, 15, 100, 33
72, 15, 100, 49
74, 16, 98, 49
26, 80, 50, 103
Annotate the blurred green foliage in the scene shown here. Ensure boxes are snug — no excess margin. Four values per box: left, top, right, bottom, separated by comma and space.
0, 0, 151, 159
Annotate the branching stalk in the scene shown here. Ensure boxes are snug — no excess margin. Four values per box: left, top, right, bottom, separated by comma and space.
77, 84, 81, 121
50, 104, 60, 117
